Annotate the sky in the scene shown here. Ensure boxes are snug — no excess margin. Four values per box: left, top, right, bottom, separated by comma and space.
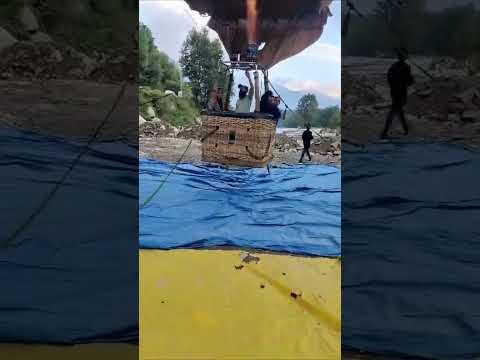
139, 0, 342, 104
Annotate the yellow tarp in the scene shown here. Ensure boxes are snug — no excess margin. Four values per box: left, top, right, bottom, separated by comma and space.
140, 249, 341, 360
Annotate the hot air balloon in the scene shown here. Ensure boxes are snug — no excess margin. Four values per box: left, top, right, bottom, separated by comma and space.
184, 0, 333, 167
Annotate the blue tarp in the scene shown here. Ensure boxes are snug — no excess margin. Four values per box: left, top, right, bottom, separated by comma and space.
140, 159, 341, 257
0, 128, 138, 343
343, 142, 480, 359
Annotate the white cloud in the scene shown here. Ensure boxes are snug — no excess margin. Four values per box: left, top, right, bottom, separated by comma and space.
151, 1, 210, 28
281, 79, 341, 99
140, 0, 218, 61
139, 0, 210, 29
297, 42, 341, 64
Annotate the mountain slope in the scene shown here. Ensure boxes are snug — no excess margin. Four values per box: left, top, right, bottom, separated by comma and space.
272, 83, 341, 109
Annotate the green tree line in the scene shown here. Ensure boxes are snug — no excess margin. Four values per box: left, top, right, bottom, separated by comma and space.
283, 93, 341, 129
343, 0, 480, 58
139, 24, 229, 127
139, 23, 181, 92
139, 22, 198, 127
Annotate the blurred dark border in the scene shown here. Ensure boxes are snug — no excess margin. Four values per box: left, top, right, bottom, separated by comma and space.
1, 1, 138, 358
342, 0, 480, 359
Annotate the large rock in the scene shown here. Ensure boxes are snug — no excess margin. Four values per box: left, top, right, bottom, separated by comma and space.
51, 49, 63, 63
150, 118, 166, 128
331, 141, 341, 151
31, 32, 53, 43
139, 115, 147, 126
146, 105, 156, 119
177, 123, 203, 140
171, 126, 181, 137
316, 143, 333, 154
19, 6, 40, 33
60, 46, 98, 76
79, 53, 97, 76
0, 27, 17, 52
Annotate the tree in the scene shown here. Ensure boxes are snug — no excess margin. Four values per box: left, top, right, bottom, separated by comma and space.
324, 106, 341, 128
138, 23, 198, 127
139, 23, 152, 73
343, 0, 480, 58
297, 94, 319, 115
179, 28, 225, 108
296, 93, 319, 126
283, 101, 341, 129
139, 23, 180, 92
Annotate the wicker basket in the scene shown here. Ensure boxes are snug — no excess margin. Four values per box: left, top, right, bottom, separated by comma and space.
201, 111, 277, 167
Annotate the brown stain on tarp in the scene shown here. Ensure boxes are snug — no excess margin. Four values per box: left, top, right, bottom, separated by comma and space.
244, 263, 340, 334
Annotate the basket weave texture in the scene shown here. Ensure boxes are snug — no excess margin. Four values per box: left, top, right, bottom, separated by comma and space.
201, 113, 277, 167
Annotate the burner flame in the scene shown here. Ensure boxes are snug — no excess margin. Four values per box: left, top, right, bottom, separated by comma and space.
246, 0, 258, 44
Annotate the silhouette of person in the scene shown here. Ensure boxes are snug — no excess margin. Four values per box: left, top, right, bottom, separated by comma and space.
381, 48, 414, 139
300, 125, 313, 162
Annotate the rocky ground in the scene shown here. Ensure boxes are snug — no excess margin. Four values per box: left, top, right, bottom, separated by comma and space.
343, 56, 480, 150
0, 5, 137, 141
139, 117, 341, 167
0, 40, 136, 83
0, 80, 137, 142
0, 5, 136, 84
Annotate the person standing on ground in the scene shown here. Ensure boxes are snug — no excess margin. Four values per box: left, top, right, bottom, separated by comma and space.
381, 48, 414, 139
235, 70, 254, 112
300, 125, 314, 162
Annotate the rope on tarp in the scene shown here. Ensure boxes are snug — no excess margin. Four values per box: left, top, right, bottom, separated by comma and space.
2, 82, 128, 248
140, 138, 193, 208
141, 108, 221, 209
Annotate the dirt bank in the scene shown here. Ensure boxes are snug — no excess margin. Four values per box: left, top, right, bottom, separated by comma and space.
0, 80, 137, 143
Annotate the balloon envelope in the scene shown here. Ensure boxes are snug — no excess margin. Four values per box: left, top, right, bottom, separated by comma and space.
184, 0, 333, 69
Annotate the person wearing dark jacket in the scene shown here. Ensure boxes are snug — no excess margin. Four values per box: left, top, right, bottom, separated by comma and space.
260, 91, 281, 122
381, 48, 414, 139
299, 125, 314, 162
